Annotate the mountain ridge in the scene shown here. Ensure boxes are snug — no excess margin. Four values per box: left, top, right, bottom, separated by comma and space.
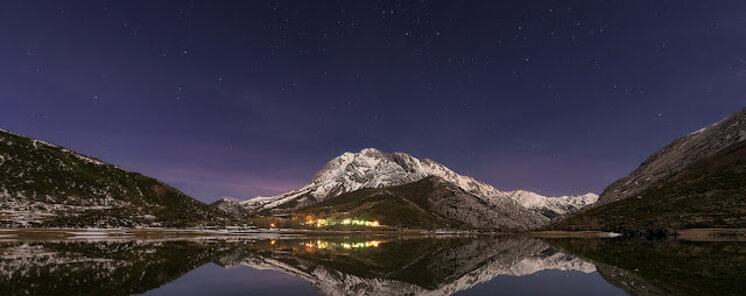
553, 107, 746, 233
237, 148, 598, 226
0, 128, 234, 227
594, 107, 746, 208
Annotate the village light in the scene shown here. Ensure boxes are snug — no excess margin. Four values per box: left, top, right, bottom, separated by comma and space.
303, 217, 381, 228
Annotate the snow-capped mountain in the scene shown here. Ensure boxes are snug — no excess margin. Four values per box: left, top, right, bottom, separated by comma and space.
509, 191, 599, 218
239, 148, 597, 221
210, 197, 251, 218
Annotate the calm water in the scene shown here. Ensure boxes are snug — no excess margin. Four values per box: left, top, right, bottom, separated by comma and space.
0, 235, 743, 296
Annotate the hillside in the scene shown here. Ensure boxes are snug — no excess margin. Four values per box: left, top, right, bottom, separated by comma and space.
0, 128, 234, 227
293, 176, 548, 231
594, 107, 746, 208
552, 138, 746, 234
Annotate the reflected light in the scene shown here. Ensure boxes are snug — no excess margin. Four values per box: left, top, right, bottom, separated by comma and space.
301, 240, 383, 251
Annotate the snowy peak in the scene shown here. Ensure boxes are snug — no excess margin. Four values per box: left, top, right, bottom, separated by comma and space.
240, 148, 597, 221
306, 148, 505, 201
510, 191, 599, 217
242, 148, 502, 210
218, 196, 241, 203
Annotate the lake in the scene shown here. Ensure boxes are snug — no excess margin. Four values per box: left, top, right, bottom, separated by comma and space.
0, 233, 743, 295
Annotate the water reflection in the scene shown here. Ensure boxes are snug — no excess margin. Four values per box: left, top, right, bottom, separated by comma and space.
0, 235, 741, 295
547, 238, 746, 296
215, 236, 601, 295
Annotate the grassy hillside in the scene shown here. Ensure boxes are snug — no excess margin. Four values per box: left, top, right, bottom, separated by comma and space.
552, 140, 746, 234
0, 129, 235, 227
295, 177, 471, 230
293, 176, 547, 231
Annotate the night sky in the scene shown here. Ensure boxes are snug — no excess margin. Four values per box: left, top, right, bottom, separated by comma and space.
1, 1, 744, 203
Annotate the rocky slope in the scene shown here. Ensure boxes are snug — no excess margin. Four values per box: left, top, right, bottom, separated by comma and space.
238, 148, 597, 224
595, 107, 746, 207
554, 107, 746, 233
0, 128, 233, 227
553, 139, 746, 233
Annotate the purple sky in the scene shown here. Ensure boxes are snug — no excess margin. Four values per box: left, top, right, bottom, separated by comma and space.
1, 1, 744, 203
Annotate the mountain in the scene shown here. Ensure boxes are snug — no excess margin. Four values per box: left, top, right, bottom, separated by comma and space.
594, 107, 746, 208
209, 197, 252, 218
553, 108, 746, 233
294, 176, 548, 231
236, 148, 597, 229
0, 128, 233, 228
508, 191, 598, 219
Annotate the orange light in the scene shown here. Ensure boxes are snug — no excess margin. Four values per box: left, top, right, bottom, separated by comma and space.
269, 223, 276, 228
316, 240, 328, 249
270, 240, 276, 245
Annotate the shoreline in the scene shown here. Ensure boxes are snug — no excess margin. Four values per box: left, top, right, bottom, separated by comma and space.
1, 227, 743, 242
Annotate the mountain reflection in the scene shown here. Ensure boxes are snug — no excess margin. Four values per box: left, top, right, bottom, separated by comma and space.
216, 236, 596, 295
0, 235, 741, 296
